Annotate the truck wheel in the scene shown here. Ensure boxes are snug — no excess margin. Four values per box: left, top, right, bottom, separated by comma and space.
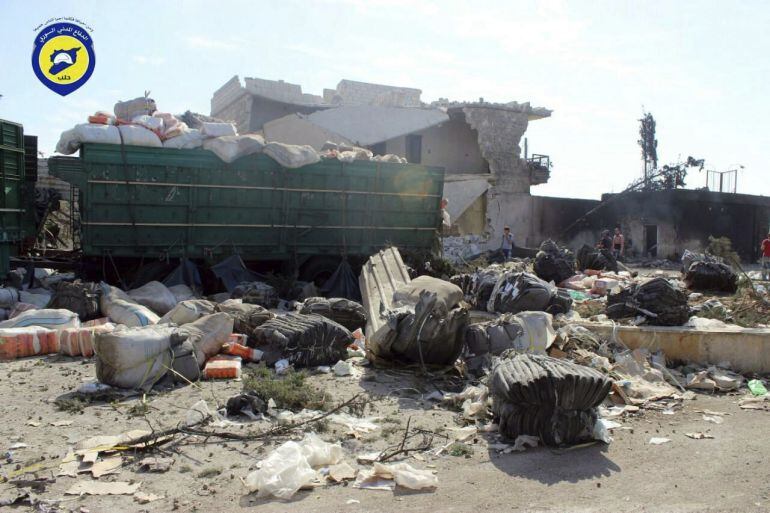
299, 256, 340, 287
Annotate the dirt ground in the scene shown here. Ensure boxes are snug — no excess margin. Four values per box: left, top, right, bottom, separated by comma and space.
1, 355, 769, 513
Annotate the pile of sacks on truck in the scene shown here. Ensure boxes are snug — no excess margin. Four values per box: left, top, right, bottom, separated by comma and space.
55, 95, 409, 167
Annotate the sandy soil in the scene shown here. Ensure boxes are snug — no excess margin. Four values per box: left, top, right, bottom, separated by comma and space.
1, 354, 769, 513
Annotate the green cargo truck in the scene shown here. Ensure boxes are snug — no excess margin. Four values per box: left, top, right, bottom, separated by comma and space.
0, 119, 32, 277
49, 143, 444, 280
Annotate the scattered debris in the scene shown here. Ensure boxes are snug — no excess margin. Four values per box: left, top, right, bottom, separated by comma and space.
648, 437, 671, 445
685, 432, 714, 440
66, 481, 141, 495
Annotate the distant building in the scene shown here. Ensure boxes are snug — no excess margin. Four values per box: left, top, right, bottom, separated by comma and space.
211, 75, 552, 245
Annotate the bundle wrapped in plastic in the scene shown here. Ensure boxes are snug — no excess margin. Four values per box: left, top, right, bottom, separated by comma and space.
262, 142, 320, 169
200, 122, 237, 138
163, 129, 203, 149
114, 96, 157, 121
203, 134, 265, 163
56, 124, 121, 154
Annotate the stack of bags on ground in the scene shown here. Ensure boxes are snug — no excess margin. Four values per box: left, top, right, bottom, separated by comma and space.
0, 267, 374, 391
681, 250, 738, 293
56, 96, 411, 168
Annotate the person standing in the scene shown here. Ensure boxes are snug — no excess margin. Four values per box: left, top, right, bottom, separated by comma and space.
612, 226, 625, 260
761, 233, 770, 280
501, 226, 514, 260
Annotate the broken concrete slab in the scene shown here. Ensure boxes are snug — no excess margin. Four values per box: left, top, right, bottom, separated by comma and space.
573, 321, 770, 373
359, 247, 412, 341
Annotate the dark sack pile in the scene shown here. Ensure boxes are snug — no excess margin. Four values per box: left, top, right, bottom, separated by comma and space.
490, 353, 611, 446
606, 277, 689, 326
533, 240, 575, 285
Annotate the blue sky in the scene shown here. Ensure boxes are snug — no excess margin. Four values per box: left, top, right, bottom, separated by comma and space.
1, 0, 768, 199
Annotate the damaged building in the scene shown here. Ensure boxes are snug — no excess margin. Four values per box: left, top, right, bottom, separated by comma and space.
562, 189, 770, 262
210, 75, 553, 248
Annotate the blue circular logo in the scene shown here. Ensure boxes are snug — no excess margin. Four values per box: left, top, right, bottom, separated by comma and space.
32, 22, 95, 96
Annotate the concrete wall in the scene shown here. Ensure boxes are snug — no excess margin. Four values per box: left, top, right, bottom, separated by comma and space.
334, 80, 421, 107
381, 115, 488, 174
563, 189, 770, 261
211, 92, 254, 135
263, 114, 353, 149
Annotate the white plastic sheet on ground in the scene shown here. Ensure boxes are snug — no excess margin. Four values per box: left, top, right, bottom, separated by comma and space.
355, 462, 437, 491
244, 433, 343, 499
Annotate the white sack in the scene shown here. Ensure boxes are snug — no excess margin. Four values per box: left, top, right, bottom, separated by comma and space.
203, 134, 265, 163
200, 122, 237, 138
117, 125, 162, 148
56, 124, 121, 155
262, 142, 320, 169
128, 281, 177, 315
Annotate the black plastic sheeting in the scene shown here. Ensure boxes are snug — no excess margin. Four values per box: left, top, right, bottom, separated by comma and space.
488, 272, 573, 316
490, 353, 612, 446
576, 244, 618, 273
684, 261, 738, 293
607, 277, 689, 326
299, 297, 367, 332
210, 255, 263, 292
320, 260, 362, 302
251, 312, 352, 367
163, 258, 203, 290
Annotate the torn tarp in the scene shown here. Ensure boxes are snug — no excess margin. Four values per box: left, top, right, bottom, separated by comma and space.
211, 255, 263, 292
320, 260, 362, 302
163, 259, 202, 290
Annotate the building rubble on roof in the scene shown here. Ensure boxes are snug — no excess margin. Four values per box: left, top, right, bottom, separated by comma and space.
210, 75, 554, 250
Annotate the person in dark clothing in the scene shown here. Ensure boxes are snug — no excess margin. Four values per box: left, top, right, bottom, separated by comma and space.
598, 230, 613, 251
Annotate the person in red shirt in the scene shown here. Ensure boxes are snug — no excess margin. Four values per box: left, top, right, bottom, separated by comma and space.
762, 233, 770, 280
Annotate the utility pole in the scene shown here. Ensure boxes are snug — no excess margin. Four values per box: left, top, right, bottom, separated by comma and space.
638, 112, 658, 189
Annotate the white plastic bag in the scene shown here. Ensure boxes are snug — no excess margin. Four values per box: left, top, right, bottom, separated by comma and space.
100, 283, 159, 327
0, 308, 80, 330
200, 122, 237, 138
56, 124, 121, 155
163, 129, 203, 149
370, 462, 438, 490
117, 125, 163, 148
128, 281, 178, 315
159, 299, 215, 325
202, 134, 265, 163
244, 441, 316, 499
244, 433, 342, 499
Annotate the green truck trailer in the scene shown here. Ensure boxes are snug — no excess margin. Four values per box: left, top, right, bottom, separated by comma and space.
49, 143, 445, 280
0, 119, 35, 277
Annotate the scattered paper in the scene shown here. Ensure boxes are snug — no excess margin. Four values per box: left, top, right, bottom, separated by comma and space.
51, 420, 74, 427
356, 451, 382, 464
58, 460, 80, 477
66, 481, 141, 496
328, 462, 357, 482
648, 437, 671, 445
90, 456, 123, 478
9, 443, 27, 449
134, 492, 164, 504
702, 415, 724, 424
685, 432, 714, 440
346, 499, 360, 505
26, 421, 41, 427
